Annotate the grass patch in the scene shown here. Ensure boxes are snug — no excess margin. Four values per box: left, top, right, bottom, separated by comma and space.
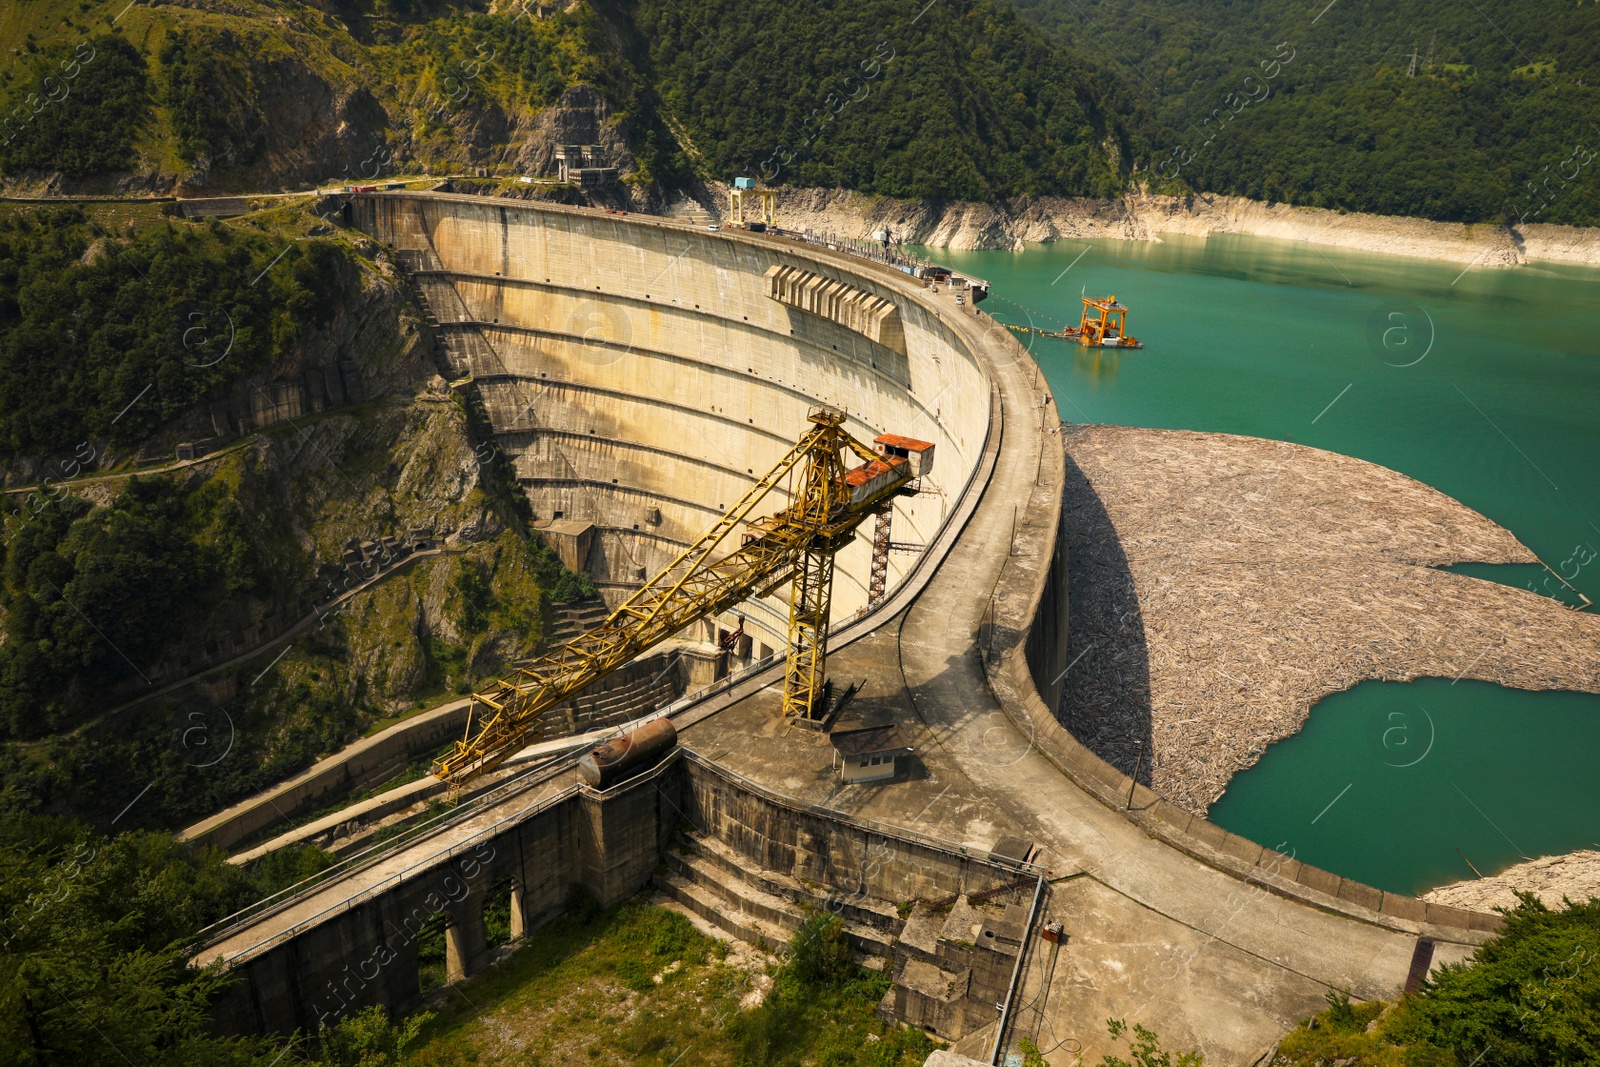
405, 894, 938, 1067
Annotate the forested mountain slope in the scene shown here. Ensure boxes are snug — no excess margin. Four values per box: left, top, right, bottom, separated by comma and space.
6, 0, 1588, 227
0, 0, 1131, 203
626, 0, 1128, 200
1010, 0, 1600, 225
0, 203, 590, 831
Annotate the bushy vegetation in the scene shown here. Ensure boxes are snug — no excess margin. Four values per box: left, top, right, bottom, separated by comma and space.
311, 1006, 433, 1067
1012, 0, 1600, 225
0, 476, 261, 739
403, 894, 936, 1066
727, 908, 937, 1066
0, 811, 291, 1065
1273, 894, 1600, 1065
0, 210, 349, 455
0, 34, 150, 177
159, 29, 266, 168
243, 841, 337, 898
634, 0, 1123, 200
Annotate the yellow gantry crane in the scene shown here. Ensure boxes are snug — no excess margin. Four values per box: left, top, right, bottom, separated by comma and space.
432, 409, 934, 788
1003, 294, 1144, 349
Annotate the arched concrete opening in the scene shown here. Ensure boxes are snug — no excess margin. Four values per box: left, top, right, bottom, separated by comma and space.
415, 912, 449, 993
483, 876, 520, 951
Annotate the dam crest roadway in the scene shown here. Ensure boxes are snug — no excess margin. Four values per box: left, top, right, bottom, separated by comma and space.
195, 193, 1505, 1064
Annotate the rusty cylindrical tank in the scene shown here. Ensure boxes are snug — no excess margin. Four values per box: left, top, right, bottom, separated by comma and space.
577, 719, 678, 789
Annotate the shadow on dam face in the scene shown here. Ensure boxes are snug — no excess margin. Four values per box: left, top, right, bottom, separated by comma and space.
1057, 448, 1154, 785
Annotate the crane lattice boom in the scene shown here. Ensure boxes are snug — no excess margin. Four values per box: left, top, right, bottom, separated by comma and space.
432, 409, 930, 787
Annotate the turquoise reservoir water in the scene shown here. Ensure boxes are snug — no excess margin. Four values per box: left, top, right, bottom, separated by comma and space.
931, 234, 1600, 895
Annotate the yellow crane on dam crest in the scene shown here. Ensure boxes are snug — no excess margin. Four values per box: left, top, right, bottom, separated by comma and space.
432, 408, 935, 788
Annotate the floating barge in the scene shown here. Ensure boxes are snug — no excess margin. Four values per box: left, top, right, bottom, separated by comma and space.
1006, 294, 1143, 348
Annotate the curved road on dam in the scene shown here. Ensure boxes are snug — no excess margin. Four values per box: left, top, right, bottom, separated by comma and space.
677, 240, 1487, 1062
199, 196, 1493, 1065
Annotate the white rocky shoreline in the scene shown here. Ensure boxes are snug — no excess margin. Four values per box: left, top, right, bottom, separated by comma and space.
739, 183, 1600, 268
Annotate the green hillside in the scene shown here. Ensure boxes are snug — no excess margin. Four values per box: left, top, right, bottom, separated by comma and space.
0, 0, 672, 191
626, 0, 1127, 200
0, 0, 1133, 201
0, 203, 589, 831
1010, 0, 1600, 225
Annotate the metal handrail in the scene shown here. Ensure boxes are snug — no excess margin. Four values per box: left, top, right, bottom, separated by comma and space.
991, 873, 1049, 1064
191, 655, 787, 952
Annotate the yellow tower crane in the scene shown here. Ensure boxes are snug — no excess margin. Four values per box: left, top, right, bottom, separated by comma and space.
431, 409, 934, 788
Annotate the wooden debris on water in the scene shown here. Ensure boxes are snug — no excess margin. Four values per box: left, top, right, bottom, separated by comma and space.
1056, 425, 1600, 815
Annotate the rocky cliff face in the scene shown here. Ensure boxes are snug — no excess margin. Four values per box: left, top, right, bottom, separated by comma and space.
763, 185, 1600, 267
0, 206, 568, 828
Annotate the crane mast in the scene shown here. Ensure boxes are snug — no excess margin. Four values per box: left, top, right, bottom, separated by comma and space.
432, 408, 932, 788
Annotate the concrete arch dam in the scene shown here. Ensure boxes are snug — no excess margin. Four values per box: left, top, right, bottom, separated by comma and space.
198, 194, 1500, 1063
355, 192, 991, 656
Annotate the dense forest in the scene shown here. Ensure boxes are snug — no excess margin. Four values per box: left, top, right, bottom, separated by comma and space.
628, 0, 1128, 200
1012, 0, 1600, 225
0, 211, 347, 454
4, 0, 1594, 225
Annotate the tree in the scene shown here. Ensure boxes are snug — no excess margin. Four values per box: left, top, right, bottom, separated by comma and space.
311, 1006, 433, 1067
0, 35, 150, 177
1275, 896, 1600, 1066
786, 909, 855, 986
1099, 1018, 1203, 1067
0, 813, 282, 1066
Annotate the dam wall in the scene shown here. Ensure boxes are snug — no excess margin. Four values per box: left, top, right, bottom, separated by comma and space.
351, 193, 992, 656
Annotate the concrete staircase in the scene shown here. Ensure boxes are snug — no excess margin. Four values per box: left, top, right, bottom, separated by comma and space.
395, 249, 446, 328
655, 830, 902, 965
547, 599, 610, 646
663, 195, 718, 228
657, 829, 1036, 1043
547, 655, 684, 736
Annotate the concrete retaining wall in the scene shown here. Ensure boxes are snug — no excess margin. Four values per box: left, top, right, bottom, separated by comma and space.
682, 752, 1030, 905
182, 648, 688, 854
180, 702, 474, 853
1009, 447, 1499, 937
204, 753, 1035, 1038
